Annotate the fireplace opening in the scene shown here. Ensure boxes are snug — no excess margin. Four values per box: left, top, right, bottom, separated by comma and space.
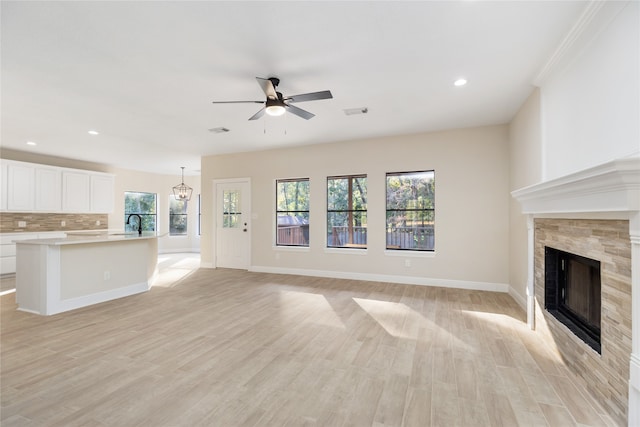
545, 246, 601, 353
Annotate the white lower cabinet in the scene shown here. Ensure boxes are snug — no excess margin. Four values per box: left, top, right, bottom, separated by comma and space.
1, 232, 67, 275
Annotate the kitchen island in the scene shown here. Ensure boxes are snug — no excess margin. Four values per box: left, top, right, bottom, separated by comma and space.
15, 231, 160, 315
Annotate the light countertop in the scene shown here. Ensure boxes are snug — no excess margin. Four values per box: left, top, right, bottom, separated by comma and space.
15, 231, 164, 246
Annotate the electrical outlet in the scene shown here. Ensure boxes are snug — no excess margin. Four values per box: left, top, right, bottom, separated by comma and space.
405, 259, 411, 267
103, 271, 110, 280
18, 221, 26, 228
61, 221, 66, 227
96, 220, 101, 226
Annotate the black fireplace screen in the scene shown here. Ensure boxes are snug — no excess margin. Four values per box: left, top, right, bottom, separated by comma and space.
545, 246, 601, 353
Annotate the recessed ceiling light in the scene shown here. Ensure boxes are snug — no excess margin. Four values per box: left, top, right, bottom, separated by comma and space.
454, 78, 467, 87
88, 130, 99, 135
26, 141, 37, 146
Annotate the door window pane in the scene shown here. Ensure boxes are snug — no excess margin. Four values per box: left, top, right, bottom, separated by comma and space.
222, 190, 241, 229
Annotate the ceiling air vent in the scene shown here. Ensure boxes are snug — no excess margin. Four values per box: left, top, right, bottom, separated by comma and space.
343, 107, 368, 116
208, 127, 230, 134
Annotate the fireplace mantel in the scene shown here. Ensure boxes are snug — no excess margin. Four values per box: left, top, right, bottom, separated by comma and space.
512, 156, 640, 216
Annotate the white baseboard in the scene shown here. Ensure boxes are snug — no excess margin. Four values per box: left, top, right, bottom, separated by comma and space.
200, 262, 215, 269
50, 282, 150, 316
508, 286, 527, 311
158, 249, 200, 254
249, 265, 509, 293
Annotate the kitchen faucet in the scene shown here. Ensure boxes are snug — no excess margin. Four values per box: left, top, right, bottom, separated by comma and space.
126, 214, 142, 236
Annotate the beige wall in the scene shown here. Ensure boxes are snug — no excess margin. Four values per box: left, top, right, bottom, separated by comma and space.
110, 168, 200, 253
508, 89, 543, 306
201, 125, 510, 289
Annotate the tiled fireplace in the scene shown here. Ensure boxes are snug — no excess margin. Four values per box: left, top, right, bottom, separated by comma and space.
535, 218, 630, 423
513, 157, 640, 426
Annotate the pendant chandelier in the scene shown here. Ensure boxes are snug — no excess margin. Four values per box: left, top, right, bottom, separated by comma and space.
172, 167, 193, 201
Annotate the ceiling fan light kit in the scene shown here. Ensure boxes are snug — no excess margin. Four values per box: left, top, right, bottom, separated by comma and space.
265, 98, 286, 116
212, 76, 333, 121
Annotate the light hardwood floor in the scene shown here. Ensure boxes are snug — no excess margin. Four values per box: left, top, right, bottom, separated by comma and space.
1, 256, 617, 426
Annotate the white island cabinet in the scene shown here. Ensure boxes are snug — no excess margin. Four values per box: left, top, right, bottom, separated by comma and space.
15, 232, 160, 315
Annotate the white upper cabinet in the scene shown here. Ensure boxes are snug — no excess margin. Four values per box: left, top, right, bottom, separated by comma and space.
1, 162, 8, 211
7, 162, 35, 211
0, 160, 114, 213
62, 171, 91, 213
35, 167, 62, 211
90, 174, 114, 213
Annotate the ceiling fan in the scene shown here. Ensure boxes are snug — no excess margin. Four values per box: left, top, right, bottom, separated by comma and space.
212, 77, 333, 120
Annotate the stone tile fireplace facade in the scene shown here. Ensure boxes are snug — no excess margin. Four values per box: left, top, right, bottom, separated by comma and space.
535, 218, 631, 423
513, 157, 640, 426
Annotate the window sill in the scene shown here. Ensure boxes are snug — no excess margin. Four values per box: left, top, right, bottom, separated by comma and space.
324, 247, 368, 255
273, 245, 310, 252
384, 250, 436, 258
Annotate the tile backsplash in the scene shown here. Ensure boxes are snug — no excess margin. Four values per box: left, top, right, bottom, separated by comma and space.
0, 213, 108, 233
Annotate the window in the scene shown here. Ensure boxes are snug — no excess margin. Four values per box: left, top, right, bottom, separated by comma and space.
124, 192, 157, 232
327, 175, 367, 248
276, 178, 310, 246
169, 197, 188, 236
222, 189, 241, 228
386, 171, 435, 251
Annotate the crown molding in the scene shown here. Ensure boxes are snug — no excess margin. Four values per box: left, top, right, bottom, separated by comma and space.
533, 1, 628, 86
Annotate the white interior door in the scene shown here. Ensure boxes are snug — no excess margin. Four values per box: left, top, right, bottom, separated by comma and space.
215, 179, 251, 269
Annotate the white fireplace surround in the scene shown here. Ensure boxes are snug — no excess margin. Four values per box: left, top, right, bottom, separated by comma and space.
512, 155, 640, 426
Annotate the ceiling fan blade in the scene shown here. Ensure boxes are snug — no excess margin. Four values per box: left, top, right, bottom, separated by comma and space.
285, 104, 315, 120
248, 107, 266, 121
256, 77, 277, 99
286, 90, 333, 103
212, 100, 263, 104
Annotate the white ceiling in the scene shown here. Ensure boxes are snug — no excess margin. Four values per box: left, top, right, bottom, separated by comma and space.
1, 1, 588, 176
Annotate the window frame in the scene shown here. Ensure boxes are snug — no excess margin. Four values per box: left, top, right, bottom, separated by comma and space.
385, 170, 435, 252
124, 191, 157, 233
197, 194, 201, 236
275, 178, 310, 247
326, 174, 367, 249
